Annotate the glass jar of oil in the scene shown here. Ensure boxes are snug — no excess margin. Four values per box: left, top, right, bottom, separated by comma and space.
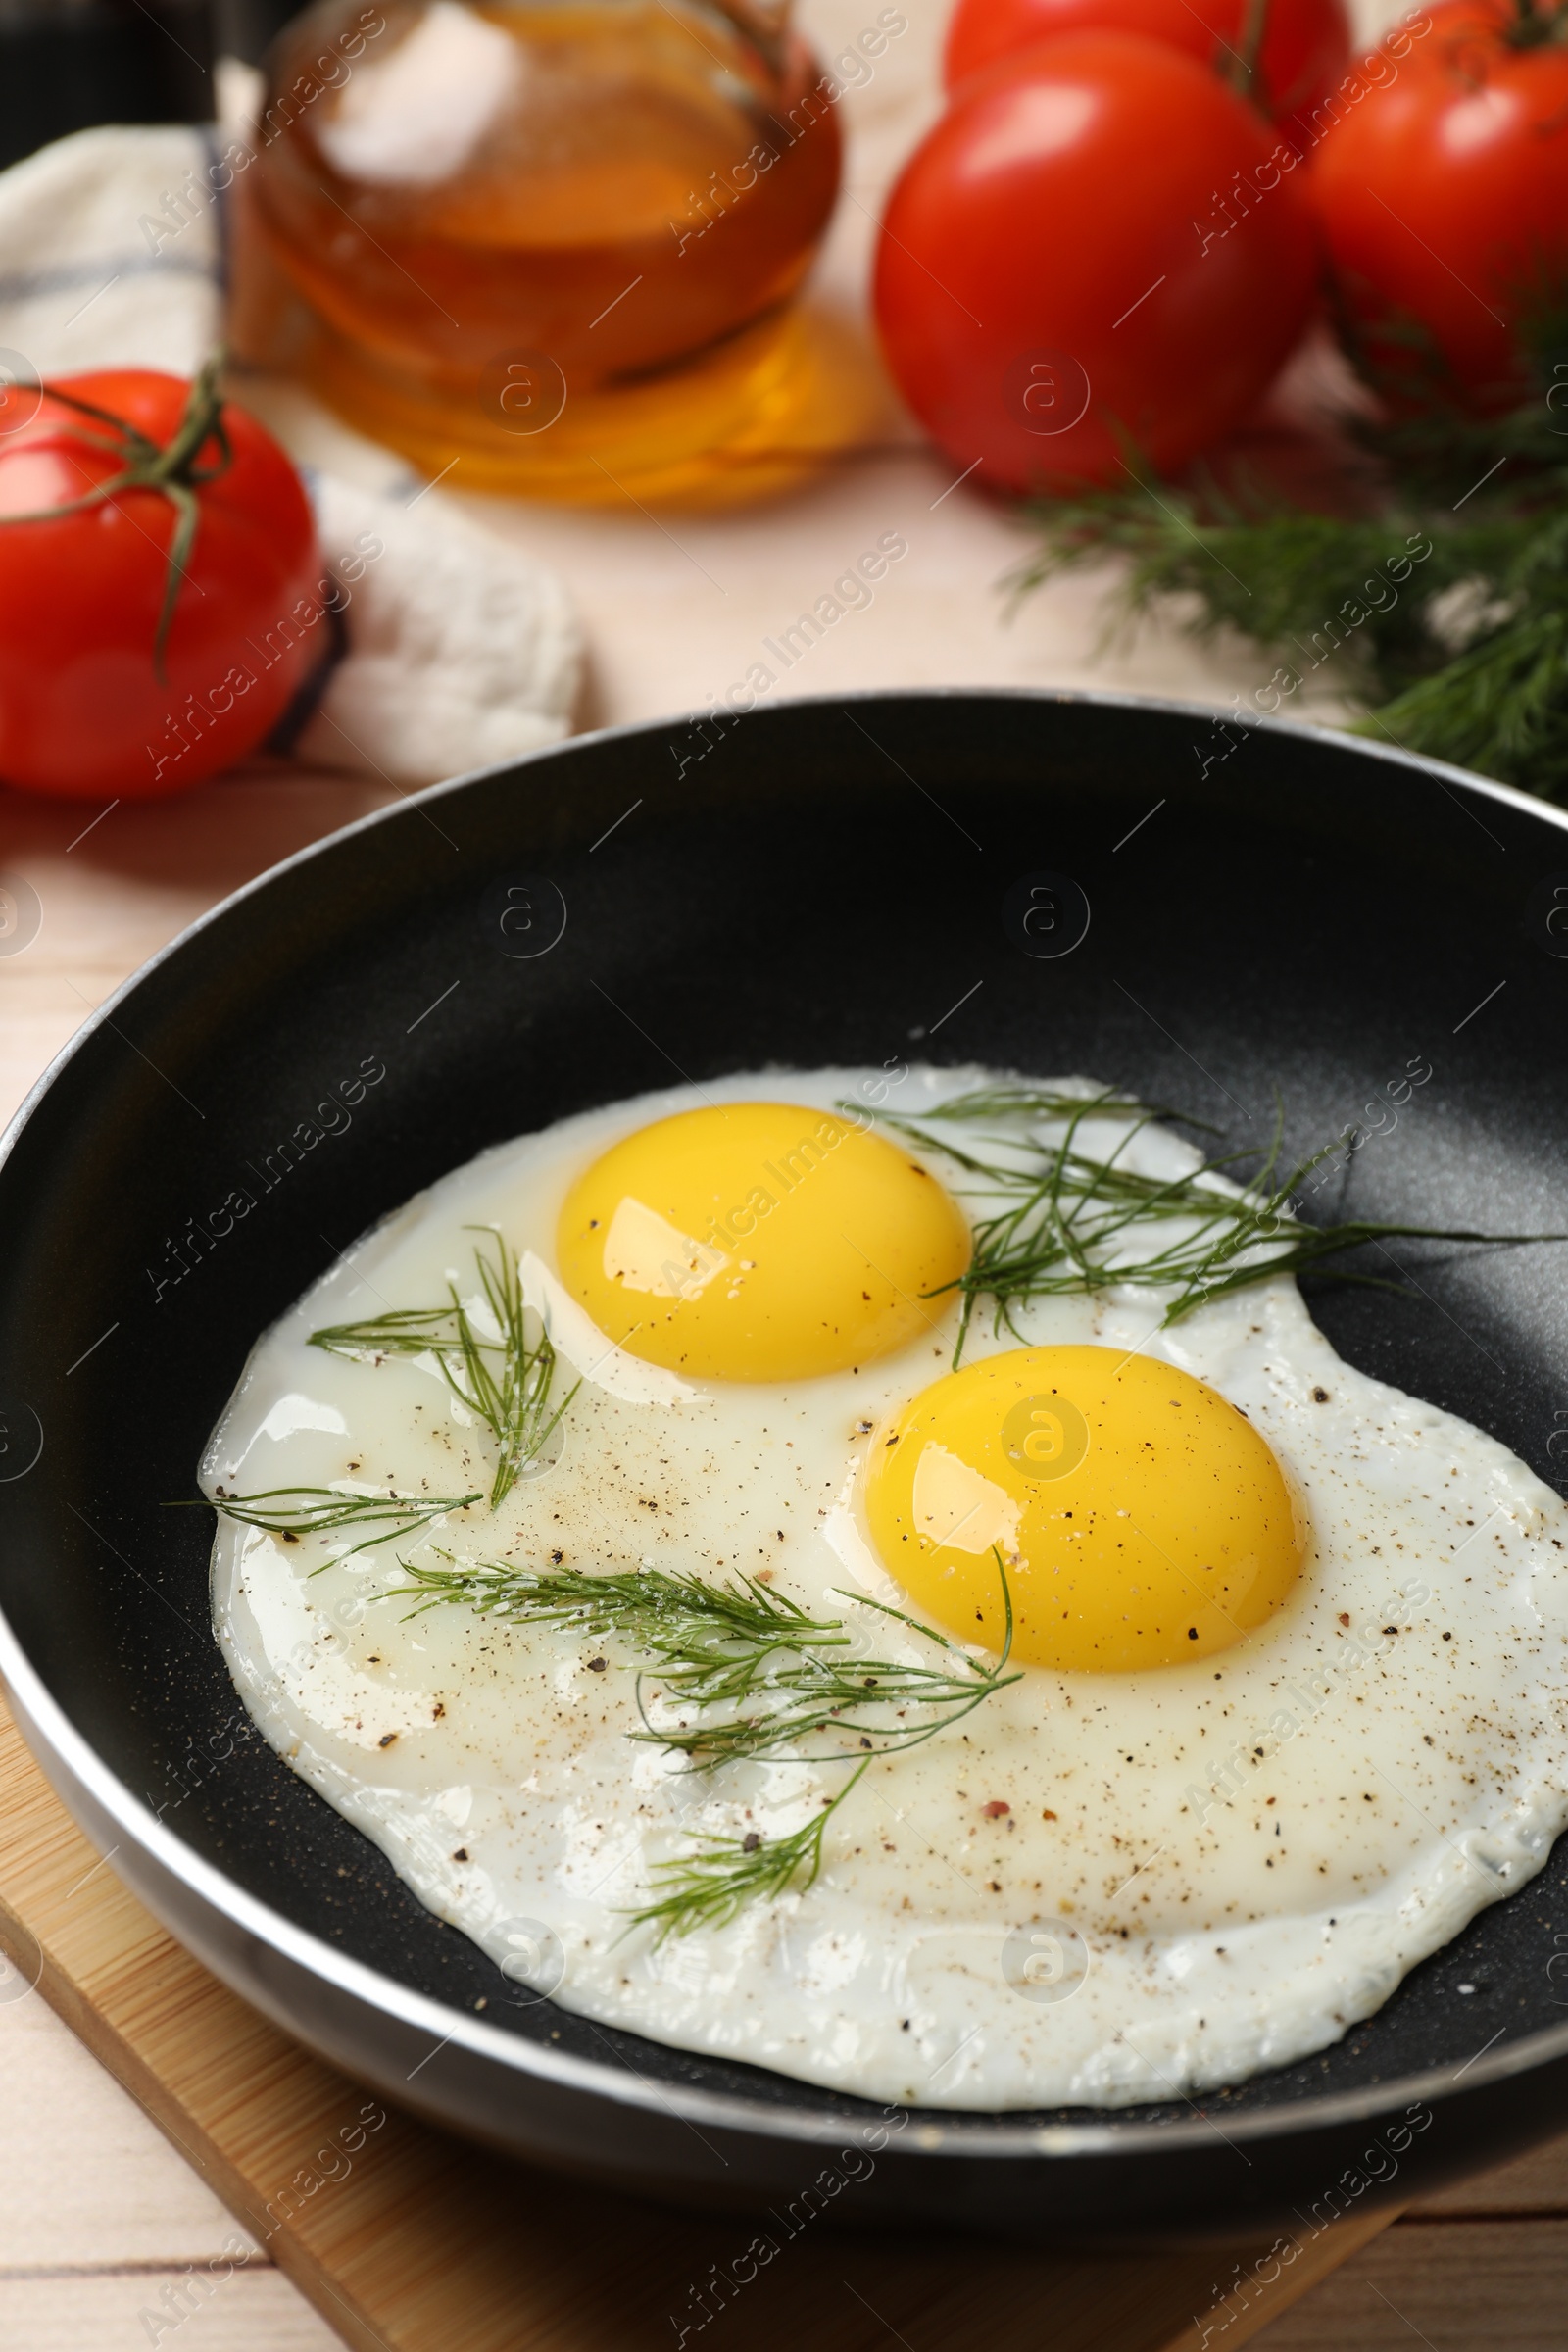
246, 0, 852, 502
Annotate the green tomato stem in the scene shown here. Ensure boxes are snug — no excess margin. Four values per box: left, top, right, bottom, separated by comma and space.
0, 350, 233, 683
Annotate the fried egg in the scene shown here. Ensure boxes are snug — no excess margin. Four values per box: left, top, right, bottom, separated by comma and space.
204, 1067, 1568, 2110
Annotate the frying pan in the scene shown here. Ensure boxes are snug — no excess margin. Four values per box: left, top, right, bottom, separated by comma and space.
3, 688, 1568, 2249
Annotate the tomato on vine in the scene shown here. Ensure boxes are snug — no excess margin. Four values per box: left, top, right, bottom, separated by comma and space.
0, 363, 321, 799
944, 0, 1351, 137
873, 33, 1320, 493
1310, 0, 1568, 408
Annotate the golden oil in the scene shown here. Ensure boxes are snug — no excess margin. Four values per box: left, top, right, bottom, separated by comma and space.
245, 0, 860, 502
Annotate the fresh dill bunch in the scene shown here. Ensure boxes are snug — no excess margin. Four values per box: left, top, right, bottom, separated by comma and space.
390, 1549, 1019, 1940
310, 1229, 580, 1508
388, 1554, 1020, 1767
1007, 304, 1568, 798
625, 1760, 870, 1946
1370, 517, 1568, 779
856, 1086, 1554, 1360
175, 1484, 479, 1557
1008, 485, 1470, 700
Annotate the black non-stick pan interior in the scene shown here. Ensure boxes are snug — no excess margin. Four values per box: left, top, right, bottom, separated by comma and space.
3, 689, 1568, 2145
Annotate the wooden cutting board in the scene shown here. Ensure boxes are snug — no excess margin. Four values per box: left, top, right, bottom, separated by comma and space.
0, 1695, 1395, 2352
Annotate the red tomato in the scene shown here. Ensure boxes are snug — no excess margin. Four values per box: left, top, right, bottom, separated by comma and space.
874, 35, 1320, 493
0, 368, 320, 800
1310, 0, 1568, 407
944, 0, 1351, 135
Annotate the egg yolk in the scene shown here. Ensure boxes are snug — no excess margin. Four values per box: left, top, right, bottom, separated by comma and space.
865, 1346, 1304, 1671
555, 1102, 970, 1382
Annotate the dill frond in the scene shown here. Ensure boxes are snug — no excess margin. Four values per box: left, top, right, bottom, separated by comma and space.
1364, 563, 1568, 783
1007, 303, 1568, 798
177, 1485, 479, 1557
852, 1086, 1558, 1360
310, 1229, 581, 1508
390, 1555, 852, 1679
624, 1761, 870, 1945
387, 1554, 1020, 1768
639, 1573, 1018, 1768
913, 1082, 1184, 1127
389, 1550, 1019, 1940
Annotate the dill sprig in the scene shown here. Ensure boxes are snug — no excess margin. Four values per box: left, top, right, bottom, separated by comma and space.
853, 1086, 1556, 1359
637, 1577, 1017, 1769
906, 1082, 1181, 1127
1006, 298, 1568, 799
391, 1553, 849, 1665
387, 1554, 1020, 1767
309, 1230, 580, 1508
389, 1550, 1019, 1940
625, 1760, 870, 1945
624, 1558, 1014, 1941
177, 1484, 479, 1556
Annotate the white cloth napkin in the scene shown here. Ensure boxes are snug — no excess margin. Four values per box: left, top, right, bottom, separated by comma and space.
0, 123, 581, 785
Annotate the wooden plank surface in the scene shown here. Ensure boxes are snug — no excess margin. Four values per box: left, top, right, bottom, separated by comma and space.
0, 1692, 1396, 2352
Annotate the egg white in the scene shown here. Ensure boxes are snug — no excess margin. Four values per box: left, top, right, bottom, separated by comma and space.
204, 1067, 1568, 2110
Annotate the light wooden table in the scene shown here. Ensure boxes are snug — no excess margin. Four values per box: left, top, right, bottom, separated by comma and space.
7, 0, 1567, 2336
